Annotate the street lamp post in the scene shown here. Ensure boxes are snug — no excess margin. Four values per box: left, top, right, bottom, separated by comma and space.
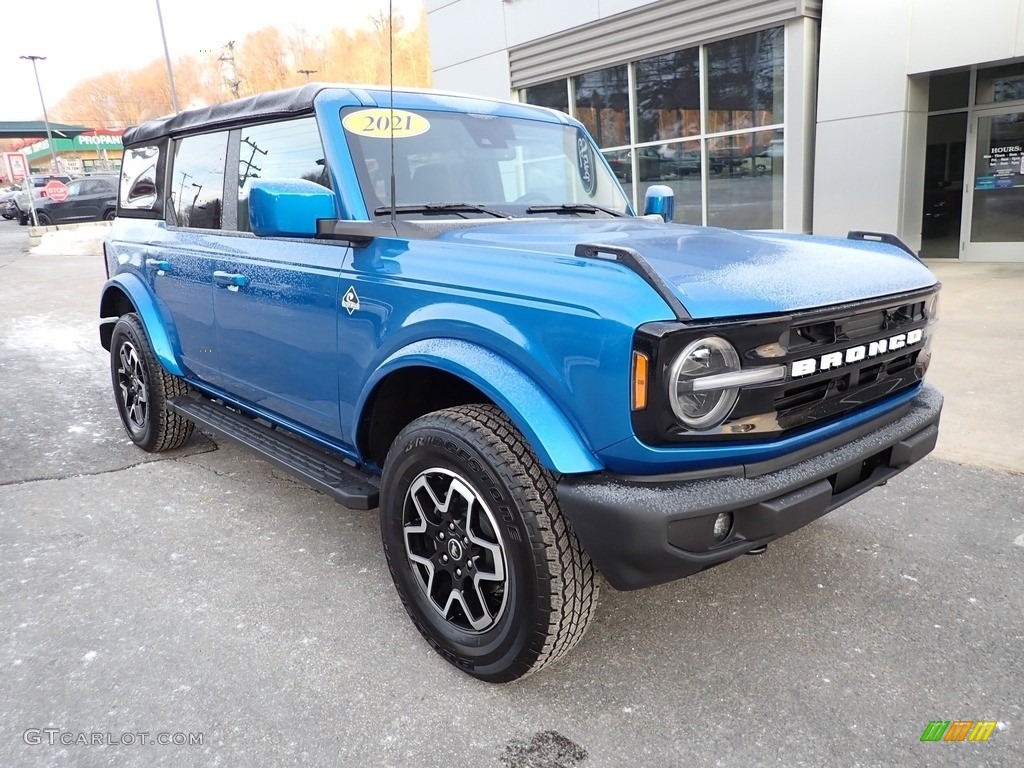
19, 54, 59, 227
19, 55, 60, 175
155, 0, 181, 113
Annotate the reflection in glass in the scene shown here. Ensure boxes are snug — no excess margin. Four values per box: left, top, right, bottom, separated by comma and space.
237, 117, 329, 232
636, 141, 702, 225
920, 112, 967, 247
976, 62, 1024, 105
522, 80, 569, 114
970, 111, 1024, 243
172, 132, 227, 229
706, 132, 782, 229
574, 65, 629, 148
635, 48, 700, 144
120, 146, 160, 210
706, 27, 784, 133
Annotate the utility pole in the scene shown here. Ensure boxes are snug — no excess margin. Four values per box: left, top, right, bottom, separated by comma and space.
297, 69, 318, 83
219, 41, 241, 98
155, 0, 181, 113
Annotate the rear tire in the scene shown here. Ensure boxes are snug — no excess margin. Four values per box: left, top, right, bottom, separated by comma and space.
109, 313, 194, 452
380, 404, 598, 682
103, 209, 116, 221
36, 213, 51, 226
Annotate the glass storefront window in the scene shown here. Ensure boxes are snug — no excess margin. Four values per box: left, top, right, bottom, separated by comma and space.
574, 65, 629, 148
706, 132, 783, 229
976, 62, 1024, 105
635, 48, 700, 144
523, 80, 569, 114
636, 140, 702, 225
706, 27, 784, 133
970, 110, 1024, 243
520, 25, 787, 230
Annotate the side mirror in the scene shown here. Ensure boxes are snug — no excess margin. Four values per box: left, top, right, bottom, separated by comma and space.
643, 184, 675, 222
249, 179, 336, 238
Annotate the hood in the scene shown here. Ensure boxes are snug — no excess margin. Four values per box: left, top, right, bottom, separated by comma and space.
440, 218, 938, 320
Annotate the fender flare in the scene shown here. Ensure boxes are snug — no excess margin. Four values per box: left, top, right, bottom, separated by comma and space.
99, 273, 184, 377
359, 338, 602, 474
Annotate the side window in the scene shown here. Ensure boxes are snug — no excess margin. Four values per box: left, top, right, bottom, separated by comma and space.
171, 132, 228, 230
63, 180, 85, 198
236, 117, 330, 232
119, 146, 162, 213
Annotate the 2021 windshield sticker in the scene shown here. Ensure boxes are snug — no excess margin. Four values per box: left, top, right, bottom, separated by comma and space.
342, 109, 430, 139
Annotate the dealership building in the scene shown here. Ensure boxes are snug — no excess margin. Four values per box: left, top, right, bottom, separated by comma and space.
426, 0, 1024, 261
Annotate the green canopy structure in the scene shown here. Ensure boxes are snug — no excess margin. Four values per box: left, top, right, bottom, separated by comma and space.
0, 121, 91, 139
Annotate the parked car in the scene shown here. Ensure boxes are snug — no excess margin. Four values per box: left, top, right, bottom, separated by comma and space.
31, 175, 119, 226
12, 175, 73, 225
1, 189, 18, 220
100, 85, 942, 683
604, 147, 684, 181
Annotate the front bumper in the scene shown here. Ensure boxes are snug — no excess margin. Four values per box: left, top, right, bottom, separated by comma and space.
557, 383, 943, 590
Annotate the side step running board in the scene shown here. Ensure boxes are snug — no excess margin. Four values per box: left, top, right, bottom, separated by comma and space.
167, 395, 380, 510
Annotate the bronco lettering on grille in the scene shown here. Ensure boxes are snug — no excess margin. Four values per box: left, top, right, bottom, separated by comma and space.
791, 328, 924, 377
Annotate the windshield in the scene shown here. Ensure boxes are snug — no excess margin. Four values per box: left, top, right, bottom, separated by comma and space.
341, 107, 631, 218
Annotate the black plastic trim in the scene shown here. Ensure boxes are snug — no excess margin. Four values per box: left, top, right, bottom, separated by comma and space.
558, 383, 942, 590
848, 230, 918, 259
574, 242, 690, 320
167, 394, 380, 509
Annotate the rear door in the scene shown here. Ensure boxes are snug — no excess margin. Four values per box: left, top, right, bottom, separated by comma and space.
150, 131, 230, 385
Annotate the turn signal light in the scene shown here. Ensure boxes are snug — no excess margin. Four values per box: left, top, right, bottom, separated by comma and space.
632, 352, 649, 411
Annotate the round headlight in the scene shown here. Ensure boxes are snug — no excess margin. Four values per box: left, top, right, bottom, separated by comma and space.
925, 292, 940, 322
668, 337, 741, 429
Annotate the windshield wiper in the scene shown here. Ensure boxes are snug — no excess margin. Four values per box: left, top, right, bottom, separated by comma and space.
524, 203, 626, 218
373, 203, 512, 219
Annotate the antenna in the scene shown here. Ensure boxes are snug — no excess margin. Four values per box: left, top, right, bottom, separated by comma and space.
389, 0, 397, 226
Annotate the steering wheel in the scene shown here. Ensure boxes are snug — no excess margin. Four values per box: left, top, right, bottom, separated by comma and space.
513, 192, 553, 205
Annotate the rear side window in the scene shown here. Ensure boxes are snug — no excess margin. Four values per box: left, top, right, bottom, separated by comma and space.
119, 146, 162, 213
171, 132, 228, 230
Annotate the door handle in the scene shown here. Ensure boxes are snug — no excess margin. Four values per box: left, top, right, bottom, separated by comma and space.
213, 270, 249, 288
146, 259, 170, 272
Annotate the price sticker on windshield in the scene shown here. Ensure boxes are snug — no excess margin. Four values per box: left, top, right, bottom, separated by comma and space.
343, 109, 430, 139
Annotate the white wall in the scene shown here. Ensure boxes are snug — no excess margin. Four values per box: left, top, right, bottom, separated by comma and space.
427, 0, 657, 96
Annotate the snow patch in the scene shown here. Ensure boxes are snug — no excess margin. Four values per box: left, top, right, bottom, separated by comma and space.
30, 226, 108, 257
1014, 533, 1024, 548
82, 651, 97, 663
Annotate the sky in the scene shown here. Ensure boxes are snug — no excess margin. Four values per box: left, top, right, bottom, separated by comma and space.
3, 0, 425, 122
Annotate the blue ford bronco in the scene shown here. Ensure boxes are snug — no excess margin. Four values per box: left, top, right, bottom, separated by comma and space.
100, 84, 942, 682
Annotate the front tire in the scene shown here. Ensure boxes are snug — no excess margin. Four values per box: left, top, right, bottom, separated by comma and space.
380, 405, 598, 682
109, 313, 194, 452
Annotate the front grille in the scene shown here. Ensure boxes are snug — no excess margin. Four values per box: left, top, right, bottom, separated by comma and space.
631, 288, 937, 445
744, 295, 931, 436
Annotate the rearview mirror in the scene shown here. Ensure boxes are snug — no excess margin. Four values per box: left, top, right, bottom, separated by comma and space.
643, 184, 675, 223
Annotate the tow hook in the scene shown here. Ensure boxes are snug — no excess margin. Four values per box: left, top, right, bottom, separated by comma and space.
747, 544, 767, 555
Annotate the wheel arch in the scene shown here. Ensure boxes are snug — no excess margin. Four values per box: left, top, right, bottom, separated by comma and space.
99, 273, 184, 377
356, 339, 602, 475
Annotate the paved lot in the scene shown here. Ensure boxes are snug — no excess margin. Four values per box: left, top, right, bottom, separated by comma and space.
1, 220, 1021, 767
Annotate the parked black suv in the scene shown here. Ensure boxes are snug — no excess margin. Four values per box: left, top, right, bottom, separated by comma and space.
32, 175, 119, 225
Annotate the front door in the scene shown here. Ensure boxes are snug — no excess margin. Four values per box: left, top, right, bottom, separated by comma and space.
962, 106, 1024, 261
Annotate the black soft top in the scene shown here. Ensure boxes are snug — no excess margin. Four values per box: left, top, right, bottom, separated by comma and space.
122, 84, 327, 146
